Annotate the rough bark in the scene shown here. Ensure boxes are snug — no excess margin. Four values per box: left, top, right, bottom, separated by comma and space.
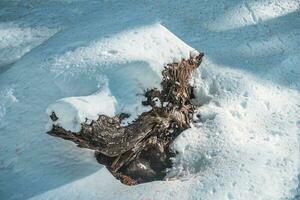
48, 52, 204, 185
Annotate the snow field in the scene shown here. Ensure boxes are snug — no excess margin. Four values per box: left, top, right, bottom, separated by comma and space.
0, 0, 299, 199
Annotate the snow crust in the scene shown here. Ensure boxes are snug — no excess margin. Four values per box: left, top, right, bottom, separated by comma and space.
0, 1, 299, 200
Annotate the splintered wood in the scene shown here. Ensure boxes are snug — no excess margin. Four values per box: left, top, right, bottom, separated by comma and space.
48, 52, 204, 185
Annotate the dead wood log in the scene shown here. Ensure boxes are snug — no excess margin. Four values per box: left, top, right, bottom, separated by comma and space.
48, 52, 204, 184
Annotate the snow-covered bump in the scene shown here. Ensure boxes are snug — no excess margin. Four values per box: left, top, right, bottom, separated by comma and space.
46, 24, 197, 132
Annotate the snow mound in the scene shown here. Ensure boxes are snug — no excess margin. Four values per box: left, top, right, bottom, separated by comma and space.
30, 57, 300, 200
46, 23, 197, 132
46, 87, 116, 132
50, 23, 196, 76
168, 57, 300, 199
42, 25, 299, 199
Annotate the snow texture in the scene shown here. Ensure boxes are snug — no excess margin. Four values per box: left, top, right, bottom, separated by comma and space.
0, 22, 57, 68
46, 24, 196, 132
0, 0, 299, 200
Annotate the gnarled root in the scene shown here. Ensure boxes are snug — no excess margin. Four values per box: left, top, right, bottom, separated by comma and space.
48, 52, 204, 185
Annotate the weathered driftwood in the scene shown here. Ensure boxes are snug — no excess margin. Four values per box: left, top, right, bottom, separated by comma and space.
48, 52, 204, 185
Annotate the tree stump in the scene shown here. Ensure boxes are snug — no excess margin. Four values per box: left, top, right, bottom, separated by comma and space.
48, 52, 204, 185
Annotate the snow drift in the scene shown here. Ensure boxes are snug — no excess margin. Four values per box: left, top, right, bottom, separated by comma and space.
46, 24, 197, 132
42, 24, 299, 200
0, 0, 299, 200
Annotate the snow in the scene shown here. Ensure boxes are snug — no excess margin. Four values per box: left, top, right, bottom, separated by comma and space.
46, 87, 116, 132
0, 22, 57, 68
207, 0, 300, 31
50, 23, 196, 76
0, 88, 18, 120
169, 58, 300, 199
46, 23, 196, 132
0, 0, 299, 200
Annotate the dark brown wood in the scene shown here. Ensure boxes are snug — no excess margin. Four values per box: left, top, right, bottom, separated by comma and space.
48, 52, 204, 185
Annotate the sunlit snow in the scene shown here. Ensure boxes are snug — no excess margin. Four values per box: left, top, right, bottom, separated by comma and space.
0, 1, 299, 200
